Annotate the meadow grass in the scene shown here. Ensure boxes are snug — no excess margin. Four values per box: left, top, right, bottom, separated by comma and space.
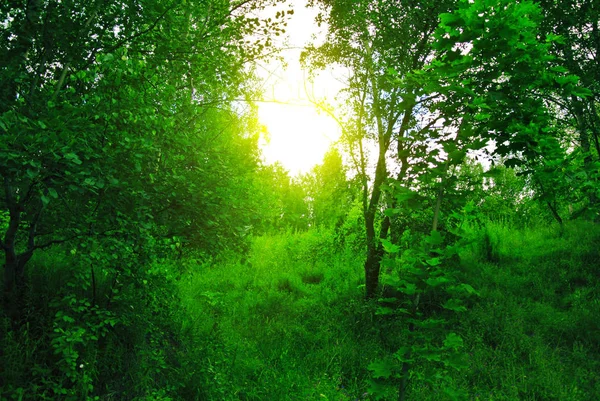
179, 221, 600, 400
178, 229, 378, 400
2, 221, 597, 400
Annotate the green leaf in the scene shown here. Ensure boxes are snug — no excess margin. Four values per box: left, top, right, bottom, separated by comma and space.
571, 86, 593, 98
62, 315, 75, 323
474, 113, 491, 121
41, 195, 50, 206
64, 153, 82, 165
458, 283, 480, 296
442, 298, 467, 312
443, 333, 464, 349
381, 238, 400, 253
555, 75, 579, 86
48, 188, 58, 199
425, 230, 443, 246
549, 65, 568, 73
376, 306, 395, 316
545, 33, 565, 44
368, 359, 394, 379
400, 281, 418, 295
394, 189, 418, 204
383, 207, 399, 217
439, 13, 461, 27
425, 257, 441, 267
425, 276, 450, 287
413, 318, 446, 329
393, 346, 413, 363
421, 349, 443, 362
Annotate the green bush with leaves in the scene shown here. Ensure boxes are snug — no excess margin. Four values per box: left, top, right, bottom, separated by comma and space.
368, 205, 480, 401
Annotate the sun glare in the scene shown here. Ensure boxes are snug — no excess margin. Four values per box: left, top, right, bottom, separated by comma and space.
258, 101, 340, 175
256, 0, 342, 176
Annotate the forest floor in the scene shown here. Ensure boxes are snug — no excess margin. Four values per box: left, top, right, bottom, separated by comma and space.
179, 222, 600, 401
3, 221, 597, 400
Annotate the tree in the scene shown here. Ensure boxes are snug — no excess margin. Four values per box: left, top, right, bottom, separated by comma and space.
303, 0, 456, 298
423, 0, 597, 228
252, 163, 310, 233
536, 0, 600, 217
0, 0, 287, 321
303, 147, 351, 228
361, 2, 571, 397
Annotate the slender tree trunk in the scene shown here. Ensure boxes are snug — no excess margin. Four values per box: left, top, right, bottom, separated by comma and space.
1, 177, 36, 325
587, 100, 600, 160
364, 248, 380, 299
3, 252, 32, 327
363, 140, 389, 299
573, 97, 597, 207
546, 200, 564, 226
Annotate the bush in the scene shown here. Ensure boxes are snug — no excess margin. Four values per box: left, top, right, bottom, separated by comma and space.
0, 247, 192, 400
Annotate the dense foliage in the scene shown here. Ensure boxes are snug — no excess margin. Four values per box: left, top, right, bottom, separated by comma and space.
1, 0, 598, 400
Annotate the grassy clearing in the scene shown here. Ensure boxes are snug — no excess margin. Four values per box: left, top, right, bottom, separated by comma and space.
2, 222, 597, 400
180, 222, 600, 400
178, 229, 376, 400
455, 221, 600, 401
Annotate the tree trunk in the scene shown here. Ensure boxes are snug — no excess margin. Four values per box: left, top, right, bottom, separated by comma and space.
546, 200, 564, 226
364, 246, 381, 299
363, 137, 389, 299
3, 250, 32, 327
573, 97, 598, 207
1, 177, 34, 325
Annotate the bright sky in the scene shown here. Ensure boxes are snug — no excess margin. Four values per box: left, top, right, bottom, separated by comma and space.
256, 0, 343, 176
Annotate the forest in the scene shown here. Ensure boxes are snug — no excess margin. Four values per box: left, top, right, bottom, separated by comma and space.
1, 0, 599, 400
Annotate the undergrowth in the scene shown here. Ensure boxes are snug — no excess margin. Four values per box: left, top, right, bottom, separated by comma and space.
180, 221, 600, 400
1, 222, 598, 400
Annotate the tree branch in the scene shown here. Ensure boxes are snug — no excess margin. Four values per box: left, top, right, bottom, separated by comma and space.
51, 2, 101, 102
3, 177, 22, 248
29, 228, 118, 252
106, 5, 175, 54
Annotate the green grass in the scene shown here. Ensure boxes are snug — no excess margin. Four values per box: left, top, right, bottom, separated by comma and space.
2, 221, 598, 400
178, 229, 376, 400
179, 221, 600, 400
454, 220, 600, 401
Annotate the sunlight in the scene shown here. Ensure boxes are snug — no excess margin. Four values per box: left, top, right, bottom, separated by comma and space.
258, 101, 340, 175
256, 0, 342, 176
